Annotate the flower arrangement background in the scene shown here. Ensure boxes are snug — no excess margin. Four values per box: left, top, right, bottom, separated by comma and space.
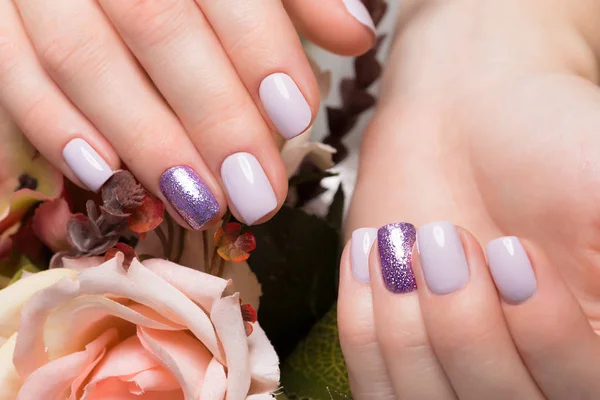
0, 1, 390, 398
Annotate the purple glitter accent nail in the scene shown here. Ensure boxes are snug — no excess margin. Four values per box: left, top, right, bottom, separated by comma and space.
378, 222, 417, 293
160, 166, 219, 230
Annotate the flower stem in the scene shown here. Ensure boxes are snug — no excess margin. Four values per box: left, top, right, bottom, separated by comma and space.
174, 226, 186, 264
202, 230, 209, 273
209, 210, 232, 276
166, 214, 174, 260
155, 225, 169, 259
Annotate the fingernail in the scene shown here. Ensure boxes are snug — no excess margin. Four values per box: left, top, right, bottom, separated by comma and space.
417, 222, 469, 294
220, 152, 277, 225
378, 223, 417, 293
351, 228, 377, 283
342, 0, 376, 33
62, 138, 113, 192
259, 73, 312, 140
486, 237, 537, 304
160, 166, 219, 230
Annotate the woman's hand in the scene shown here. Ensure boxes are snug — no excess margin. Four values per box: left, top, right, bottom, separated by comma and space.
0, 0, 375, 229
340, 0, 600, 398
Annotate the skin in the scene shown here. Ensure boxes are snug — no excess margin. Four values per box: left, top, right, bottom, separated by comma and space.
0, 0, 374, 228
340, 0, 600, 398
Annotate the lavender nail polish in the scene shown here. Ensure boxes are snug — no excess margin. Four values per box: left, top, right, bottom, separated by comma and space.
378, 223, 417, 293
160, 166, 219, 230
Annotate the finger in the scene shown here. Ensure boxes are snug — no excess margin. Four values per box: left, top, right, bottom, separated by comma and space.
195, 0, 319, 140
413, 222, 543, 399
0, 1, 118, 192
15, 0, 225, 229
338, 229, 395, 400
370, 222, 456, 399
99, 0, 284, 225
487, 237, 600, 399
283, 0, 376, 56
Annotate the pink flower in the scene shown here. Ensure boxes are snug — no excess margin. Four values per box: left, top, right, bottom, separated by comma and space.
0, 255, 280, 399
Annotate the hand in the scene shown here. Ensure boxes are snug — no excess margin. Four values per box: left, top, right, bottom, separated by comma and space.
0, 0, 375, 229
340, 0, 600, 398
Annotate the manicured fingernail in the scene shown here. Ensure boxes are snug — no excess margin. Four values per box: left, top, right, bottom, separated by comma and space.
378, 223, 417, 293
342, 0, 376, 33
221, 152, 277, 225
351, 228, 377, 283
160, 166, 219, 230
486, 237, 537, 304
417, 222, 469, 294
259, 73, 312, 140
62, 138, 113, 192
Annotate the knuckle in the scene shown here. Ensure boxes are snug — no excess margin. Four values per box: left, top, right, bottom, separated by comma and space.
116, 0, 188, 46
38, 32, 109, 80
338, 315, 378, 350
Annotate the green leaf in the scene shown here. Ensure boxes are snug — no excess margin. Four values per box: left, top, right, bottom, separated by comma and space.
281, 306, 352, 400
8, 261, 40, 285
326, 184, 345, 232
248, 206, 340, 360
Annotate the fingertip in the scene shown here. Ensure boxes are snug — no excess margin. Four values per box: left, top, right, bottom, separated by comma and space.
284, 0, 377, 56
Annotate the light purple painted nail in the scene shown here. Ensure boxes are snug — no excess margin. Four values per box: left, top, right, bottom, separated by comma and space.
259, 73, 312, 140
62, 138, 114, 192
378, 222, 417, 293
160, 166, 219, 230
486, 237, 537, 304
417, 222, 469, 295
342, 0, 376, 33
221, 152, 277, 225
351, 228, 377, 283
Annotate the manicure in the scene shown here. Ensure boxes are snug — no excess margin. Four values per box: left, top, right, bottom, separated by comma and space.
160, 166, 219, 230
486, 237, 537, 304
417, 222, 469, 295
221, 152, 277, 225
62, 138, 114, 192
351, 228, 377, 283
378, 222, 417, 293
259, 73, 312, 140
342, 0, 376, 33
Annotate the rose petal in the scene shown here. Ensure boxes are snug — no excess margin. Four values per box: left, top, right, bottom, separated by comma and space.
13, 278, 81, 377
248, 324, 280, 395
142, 258, 229, 311
0, 334, 21, 400
16, 328, 118, 400
0, 268, 77, 338
211, 294, 251, 400
86, 379, 184, 400
62, 256, 107, 270
127, 367, 180, 394
46, 296, 183, 360
138, 327, 212, 400
81, 335, 164, 398
199, 358, 227, 400
76, 258, 223, 362
221, 261, 261, 311
32, 198, 73, 252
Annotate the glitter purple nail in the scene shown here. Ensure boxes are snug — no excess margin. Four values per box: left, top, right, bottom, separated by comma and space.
378, 222, 417, 293
160, 166, 219, 230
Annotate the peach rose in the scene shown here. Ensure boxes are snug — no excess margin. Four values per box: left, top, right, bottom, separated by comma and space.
0, 254, 280, 399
